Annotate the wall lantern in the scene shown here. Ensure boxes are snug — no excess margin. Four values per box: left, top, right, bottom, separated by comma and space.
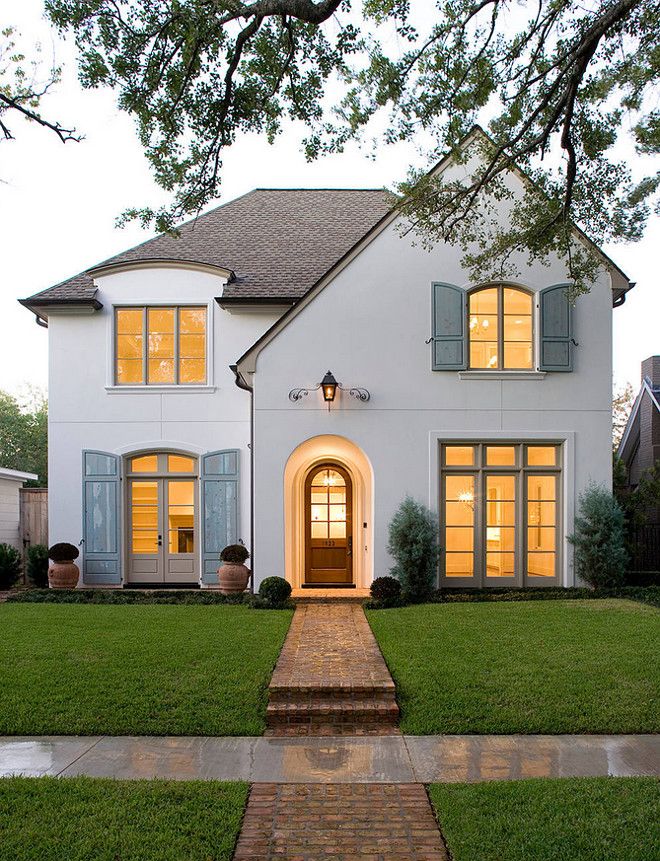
321, 370, 338, 402
289, 370, 370, 409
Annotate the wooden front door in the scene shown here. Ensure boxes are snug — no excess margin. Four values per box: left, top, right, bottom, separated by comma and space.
305, 464, 353, 585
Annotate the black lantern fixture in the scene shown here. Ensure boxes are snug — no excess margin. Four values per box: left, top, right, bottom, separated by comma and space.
288, 371, 370, 407
321, 370, 338, 402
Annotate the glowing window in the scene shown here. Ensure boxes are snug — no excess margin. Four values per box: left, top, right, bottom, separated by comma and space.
469, 286, 533, 370
115, 306, 206, 385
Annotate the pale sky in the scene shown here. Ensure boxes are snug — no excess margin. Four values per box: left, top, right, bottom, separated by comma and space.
1, 0, 656, 401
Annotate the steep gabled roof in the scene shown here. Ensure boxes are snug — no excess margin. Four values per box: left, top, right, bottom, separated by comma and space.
20, 188, 394, 311
618, 375, 660, 462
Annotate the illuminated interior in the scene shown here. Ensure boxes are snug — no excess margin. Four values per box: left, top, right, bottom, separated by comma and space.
116, 306, 206, 385
469, 285, 533, 370
310, 468, 347, 539
129, 453, 197, 555
442, 443, 559, 583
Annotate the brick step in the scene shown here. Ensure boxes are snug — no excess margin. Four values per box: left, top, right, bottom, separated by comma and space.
269, 684, 396, 704
266, 698, 399, 727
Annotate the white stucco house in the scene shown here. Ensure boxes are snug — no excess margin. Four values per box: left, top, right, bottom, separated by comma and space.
20, 130, 633, 591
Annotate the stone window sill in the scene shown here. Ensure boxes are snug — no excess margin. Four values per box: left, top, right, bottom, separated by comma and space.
105, 385, 216, 394
458, 371, 547, 381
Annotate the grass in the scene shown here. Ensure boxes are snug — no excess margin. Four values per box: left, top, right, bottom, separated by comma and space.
430, 777, 660, 861
0, 777, 247, 861
367, 599, 659, 734
0, 603, 292, 735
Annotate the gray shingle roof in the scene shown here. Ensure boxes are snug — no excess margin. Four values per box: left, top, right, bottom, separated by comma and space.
22, 189, 394, 306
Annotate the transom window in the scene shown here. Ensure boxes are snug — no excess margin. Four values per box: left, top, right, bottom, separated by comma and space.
115, 306, 207, 385
468, 285, 533, 370
441, 442, 560, 585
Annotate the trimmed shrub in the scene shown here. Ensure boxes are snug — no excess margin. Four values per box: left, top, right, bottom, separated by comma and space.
370, 576, 402, 607
48, 542, 79, 562
568, 484, 628, 588
7, 589, 247, 605
27, 544, 49, 588
220, 544, 250, 564
0, 543, 22, 589
258, 576, 292, 607
387, 497, 439, 603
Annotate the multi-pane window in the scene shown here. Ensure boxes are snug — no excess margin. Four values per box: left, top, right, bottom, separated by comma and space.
441, 443, 560, 585
468, 285, 533, 370
115, 306, 207, 385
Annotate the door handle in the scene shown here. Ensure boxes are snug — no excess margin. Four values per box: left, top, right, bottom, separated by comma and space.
157, 534, 163, 547
347, 536, 352, 557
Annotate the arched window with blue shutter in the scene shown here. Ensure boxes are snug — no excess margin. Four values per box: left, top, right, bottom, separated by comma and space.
431, 282, 467, 370
539, 284, 574, 371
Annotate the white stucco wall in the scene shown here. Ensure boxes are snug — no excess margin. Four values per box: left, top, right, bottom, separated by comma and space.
249, 194, 615, 587
47, 265, 279, 580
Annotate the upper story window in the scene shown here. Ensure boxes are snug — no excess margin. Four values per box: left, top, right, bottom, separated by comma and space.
115, 306, 207, 385
468, 285, 533, 370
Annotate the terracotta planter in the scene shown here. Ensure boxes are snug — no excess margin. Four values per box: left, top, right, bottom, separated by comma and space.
216, 562, 250, 595
48, 560, 80, 590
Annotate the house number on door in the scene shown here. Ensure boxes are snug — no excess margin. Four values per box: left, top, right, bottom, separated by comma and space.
324, 540, 336, 547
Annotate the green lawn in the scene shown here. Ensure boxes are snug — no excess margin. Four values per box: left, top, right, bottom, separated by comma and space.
0, 777, 247, 861
367, 599, 659, 734
430, 777, 660, 861
0, 604, 292, 735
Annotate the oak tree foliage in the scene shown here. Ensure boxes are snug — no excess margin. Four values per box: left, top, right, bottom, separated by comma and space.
44, 0, 660, 291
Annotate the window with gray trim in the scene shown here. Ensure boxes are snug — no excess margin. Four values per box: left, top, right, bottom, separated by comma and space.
440, 442, 561, 586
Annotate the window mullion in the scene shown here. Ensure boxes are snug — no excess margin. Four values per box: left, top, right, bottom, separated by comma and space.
498, 286, 504, 370
174, 307, 180, 385
142, 306, 148, 385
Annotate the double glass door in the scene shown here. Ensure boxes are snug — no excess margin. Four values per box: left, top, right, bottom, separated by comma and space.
127, 453, 197, 584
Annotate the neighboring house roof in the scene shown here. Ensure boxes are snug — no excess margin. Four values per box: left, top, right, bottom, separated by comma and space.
20, 189, 394, 312
618, 376, 660, 462
0, 467, 38, 483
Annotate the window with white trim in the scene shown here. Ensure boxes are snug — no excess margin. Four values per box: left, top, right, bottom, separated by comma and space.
115, 306, 207, 385
441, 442, 561, 585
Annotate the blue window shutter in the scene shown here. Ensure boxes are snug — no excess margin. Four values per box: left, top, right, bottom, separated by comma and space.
201, 450, 240, 584
431, 282, 467, 370
82, 450, 122, 585
539, 284, 573, 371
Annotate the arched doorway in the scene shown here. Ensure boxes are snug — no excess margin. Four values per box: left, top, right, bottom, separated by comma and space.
283, 435, 373, 590
304, 463, 353, 585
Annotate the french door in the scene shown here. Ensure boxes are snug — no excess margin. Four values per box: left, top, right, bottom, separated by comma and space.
127, 453, 198, 584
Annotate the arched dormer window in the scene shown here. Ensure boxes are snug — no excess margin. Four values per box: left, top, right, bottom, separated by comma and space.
468, 285, 533, 370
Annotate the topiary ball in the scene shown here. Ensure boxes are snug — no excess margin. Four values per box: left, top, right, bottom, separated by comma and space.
259, 576, 292, 606
48, 542, 80, 562
370, 576, 402, 606
220, 543, 250, 564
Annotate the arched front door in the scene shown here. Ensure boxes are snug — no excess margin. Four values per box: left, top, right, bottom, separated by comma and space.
304, 463, 353, 585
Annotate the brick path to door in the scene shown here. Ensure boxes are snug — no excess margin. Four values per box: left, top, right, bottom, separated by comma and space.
236, 600, 448, 860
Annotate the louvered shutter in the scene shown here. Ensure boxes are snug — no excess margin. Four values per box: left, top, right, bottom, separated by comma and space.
82, 450, 122, 585
539, 284, 574, 371
201, 449, 240, 584
431, 283, 467, 370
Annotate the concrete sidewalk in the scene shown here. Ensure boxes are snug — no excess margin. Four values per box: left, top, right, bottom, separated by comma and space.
1, 734, 658, 782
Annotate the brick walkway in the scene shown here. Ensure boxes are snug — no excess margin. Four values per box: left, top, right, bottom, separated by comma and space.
266, 604, 399, 736
233, 783, 448, 860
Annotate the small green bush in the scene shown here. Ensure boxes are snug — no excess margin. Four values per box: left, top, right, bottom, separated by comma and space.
0, 543, 22, 589
387, 497, 439, 603
370, 576, 403, 607
568, 485, 628, 587
27, 544, 49, 588
258, 576, 292, 607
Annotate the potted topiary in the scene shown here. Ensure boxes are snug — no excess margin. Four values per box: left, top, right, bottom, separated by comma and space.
48, 542, 80, 589
217, 544, 250, 594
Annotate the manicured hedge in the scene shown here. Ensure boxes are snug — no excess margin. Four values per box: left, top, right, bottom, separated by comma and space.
367, 585, 660, 608
6, 588, 247, 605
